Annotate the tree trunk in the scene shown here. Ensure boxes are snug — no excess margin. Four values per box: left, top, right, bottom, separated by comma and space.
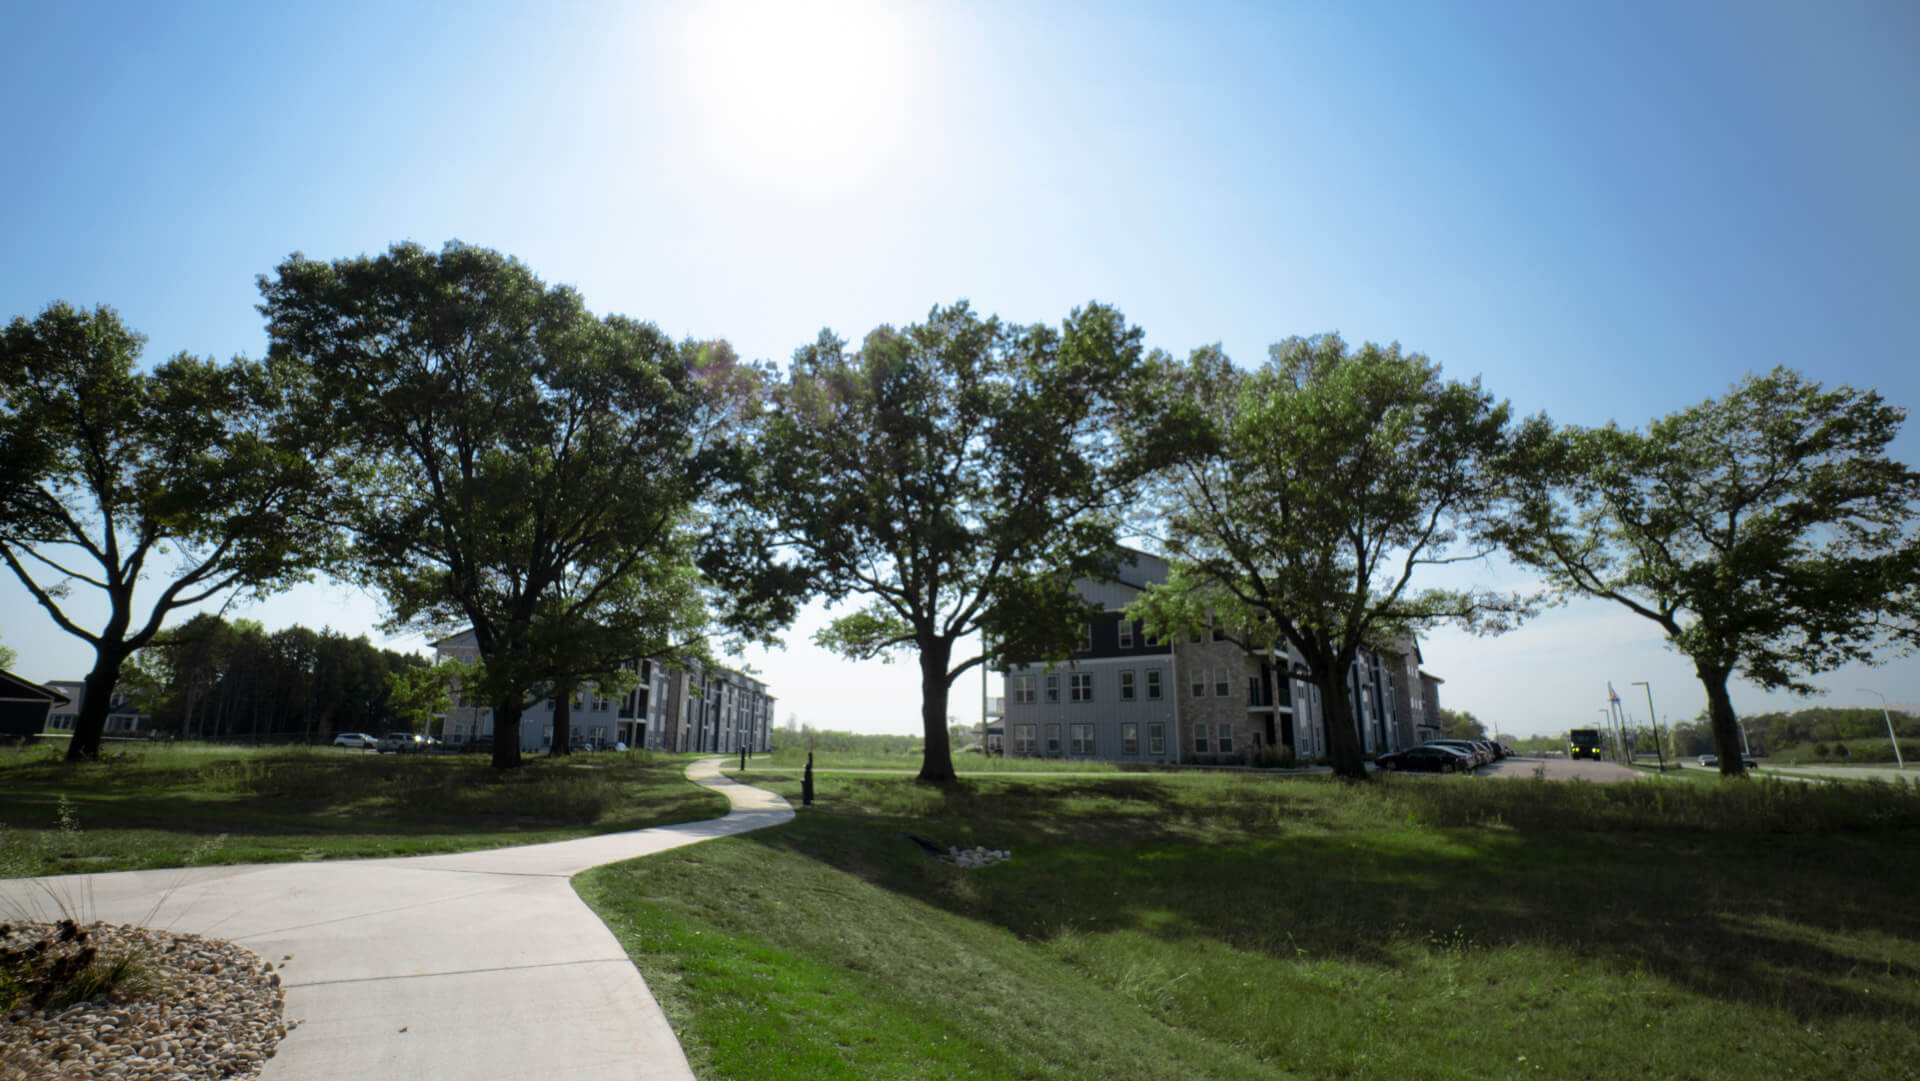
917, 637, 956, 784
1694, 660, 1748, 777
491, 700, 525, 770
550, 683, 574, 758
1317, 652, 1368, 780
66, 650, 129, 761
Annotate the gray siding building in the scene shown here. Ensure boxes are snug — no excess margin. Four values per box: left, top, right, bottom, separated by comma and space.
1001, 549, 1423, 765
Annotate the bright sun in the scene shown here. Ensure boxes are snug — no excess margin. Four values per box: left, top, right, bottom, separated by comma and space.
658, 0, 927, 188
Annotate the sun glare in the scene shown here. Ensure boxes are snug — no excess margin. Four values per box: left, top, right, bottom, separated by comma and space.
660, 0, 926, 189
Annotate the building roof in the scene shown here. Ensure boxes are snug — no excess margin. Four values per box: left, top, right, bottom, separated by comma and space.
0, 671, 70, 704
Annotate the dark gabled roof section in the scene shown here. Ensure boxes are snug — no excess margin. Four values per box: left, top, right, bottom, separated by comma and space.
0, 671, 70, 704
1098, 544, 1171, 593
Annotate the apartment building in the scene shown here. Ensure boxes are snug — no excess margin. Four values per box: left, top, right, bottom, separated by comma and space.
432, 631, 773, 754
999, 549, 1418, 765
41, 680, 145, 737
645, 662, 774, 755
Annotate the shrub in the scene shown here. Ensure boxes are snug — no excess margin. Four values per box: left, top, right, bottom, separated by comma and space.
0, 920, 162, 1013
1251, 745, 1297, 769
1813, 742, 1830, 758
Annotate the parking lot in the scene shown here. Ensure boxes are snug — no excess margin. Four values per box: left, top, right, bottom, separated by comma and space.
1476, 754, 1644, 783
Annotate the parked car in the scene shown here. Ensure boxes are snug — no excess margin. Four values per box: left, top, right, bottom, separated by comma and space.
1377, 745, 1474, 773
1698, 754, 1717, 767
1427, 739, 1489, 767
332, 732, 378, 749
377, 732, 428, 754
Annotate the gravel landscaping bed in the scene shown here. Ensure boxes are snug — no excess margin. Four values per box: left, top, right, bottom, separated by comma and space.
1, 921, 290, 1081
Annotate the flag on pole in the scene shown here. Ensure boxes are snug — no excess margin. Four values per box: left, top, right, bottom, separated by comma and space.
1607, 682, 1621, 704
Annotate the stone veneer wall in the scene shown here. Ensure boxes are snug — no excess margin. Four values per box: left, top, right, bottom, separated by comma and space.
1174, 636, 1258, 765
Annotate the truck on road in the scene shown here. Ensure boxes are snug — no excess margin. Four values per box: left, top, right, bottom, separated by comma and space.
1568, 728, 1604, 761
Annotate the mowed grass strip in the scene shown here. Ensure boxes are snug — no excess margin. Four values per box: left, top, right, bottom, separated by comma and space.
578, 771, 1920, 1081
763, 746, 1125, 773
0, 743, 728, 876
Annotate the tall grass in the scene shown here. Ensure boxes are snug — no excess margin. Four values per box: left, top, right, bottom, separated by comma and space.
584, 767, 1920, 1081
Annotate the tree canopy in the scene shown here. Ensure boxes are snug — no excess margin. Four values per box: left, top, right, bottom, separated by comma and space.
733, 301, 1162, 782
138, 613, 426, 740
1131, 335, 1523, 779
258, 242, 752, 768
1493, 368, 1920, 775
1436, 707, 1486, 740
0, 303, 338, 759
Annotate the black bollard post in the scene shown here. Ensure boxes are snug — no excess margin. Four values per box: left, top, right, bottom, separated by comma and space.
802, 751, 815, 807
740, 744, 747, 772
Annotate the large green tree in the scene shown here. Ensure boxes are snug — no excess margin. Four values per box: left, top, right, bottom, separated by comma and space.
258, 242, 753, 769
734, 302, 1162, 783
1436, 707, 1486, 740
0, 304, 337, 759
1131, 335, 1523, 779
1493, 368, 1920, 776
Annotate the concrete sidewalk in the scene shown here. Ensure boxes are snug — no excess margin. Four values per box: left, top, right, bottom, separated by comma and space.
0, 758, 793, 1081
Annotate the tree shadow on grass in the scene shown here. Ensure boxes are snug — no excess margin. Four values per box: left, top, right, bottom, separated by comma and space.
739, 774, 1920, 1027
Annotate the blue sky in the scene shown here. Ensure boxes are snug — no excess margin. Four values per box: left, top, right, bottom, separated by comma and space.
3, 0, 1917, 738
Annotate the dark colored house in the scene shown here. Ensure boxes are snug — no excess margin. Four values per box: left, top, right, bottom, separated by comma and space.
0, 671, 69, 741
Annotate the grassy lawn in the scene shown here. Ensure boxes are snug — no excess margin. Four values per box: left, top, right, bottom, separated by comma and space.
578, 770, 1920, 1081
0, 743, 727, 877
764, 747, 1125, 772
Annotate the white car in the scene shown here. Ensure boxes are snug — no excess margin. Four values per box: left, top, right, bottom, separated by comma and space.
332, 732, 379, 749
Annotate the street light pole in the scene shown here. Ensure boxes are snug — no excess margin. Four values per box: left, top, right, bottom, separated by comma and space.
1858, 688, 1906, 770
1633, 681, 1665, 771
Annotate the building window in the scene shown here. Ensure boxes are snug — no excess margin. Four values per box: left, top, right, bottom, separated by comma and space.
1146, 670, 1162, 700
1013, 675, 1035, 704
1218, 726, 1235, 754
1191, 669, 1206, 698
1212, 626, 1225, 642
1070, 723, 1095, 755
1121, 722, 1139, 755
1079, 623, 1092, 651
1070, 673, 1093, 702
1118, 620, 1134, 649
1149, 723, 1165, 755
1014, 724, 1036, 755
1119, 670, 1135, 701
1046, 674, 1060, 703
1046, 724, 1062, 755
1194, 724, 1210, 753
1215, 668, 1231, 696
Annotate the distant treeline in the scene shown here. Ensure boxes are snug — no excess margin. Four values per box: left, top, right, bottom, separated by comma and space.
123, 614, 427, 741
1504, 706, 1919, 761
1674, 705, 1918, 760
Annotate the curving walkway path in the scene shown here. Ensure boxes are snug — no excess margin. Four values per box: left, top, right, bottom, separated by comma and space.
0, 758, 793, 1080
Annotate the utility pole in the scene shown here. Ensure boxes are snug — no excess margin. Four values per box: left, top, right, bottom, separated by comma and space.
1858, 688, 1906, 770
1632, 681, 1666, 771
